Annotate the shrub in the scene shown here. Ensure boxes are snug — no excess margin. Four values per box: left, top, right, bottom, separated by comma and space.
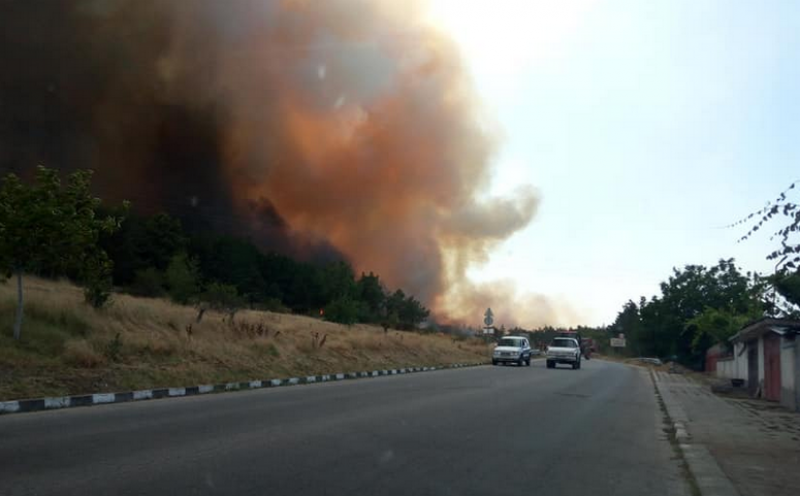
105, 333, 123, 361
82, 254, 114, 308
261, 297, 290, 314
197, 282, 244, 322
165, 253, 200, 304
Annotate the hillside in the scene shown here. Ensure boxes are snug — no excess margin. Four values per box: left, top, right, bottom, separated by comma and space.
0, 278, 490, 401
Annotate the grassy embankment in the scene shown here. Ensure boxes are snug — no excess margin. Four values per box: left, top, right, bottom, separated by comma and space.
0, 277, 490, 400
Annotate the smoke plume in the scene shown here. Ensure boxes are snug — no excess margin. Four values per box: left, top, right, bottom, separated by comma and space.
0, 0, 567, 326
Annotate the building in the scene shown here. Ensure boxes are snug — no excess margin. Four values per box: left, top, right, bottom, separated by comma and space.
713, 318, 800, 411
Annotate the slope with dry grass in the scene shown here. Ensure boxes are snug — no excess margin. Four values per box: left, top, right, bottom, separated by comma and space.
0, 278, 490, 401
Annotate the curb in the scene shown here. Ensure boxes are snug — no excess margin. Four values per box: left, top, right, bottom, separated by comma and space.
651, 371, 741, 496
0, 362, 488, 416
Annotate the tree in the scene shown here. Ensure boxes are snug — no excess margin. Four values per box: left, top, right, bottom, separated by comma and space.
772, 271, 800, 312
384, 289, 429, 330
320, 261, 356, 302
324, 295, 360, 325
100, 211, 186, 286
735, 181, 800, 314
686, 305, 761, 352
165, 252, 200, 304
619, 259, 765, 368
380, 309, 399, 334
197, 282, 244, 322
610, 300, 644, 355
356, 272, 385, 322
0, 166, 123, 339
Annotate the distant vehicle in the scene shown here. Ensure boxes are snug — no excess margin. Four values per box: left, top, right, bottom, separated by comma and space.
557, 330, 593, 359
492, 336, 532, 366
546, 337, 582, 369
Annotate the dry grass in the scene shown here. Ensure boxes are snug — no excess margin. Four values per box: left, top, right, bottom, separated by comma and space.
0, 277, 490, 400
63, 339, 105, 368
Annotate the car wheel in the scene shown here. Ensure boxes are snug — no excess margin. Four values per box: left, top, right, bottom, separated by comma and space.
492, 360, 498, 366
546, 360, 554, 369
572, 361, 578, 370
517, 357, 524, 367
526, 358, 531, 366
577, 360, 582, 369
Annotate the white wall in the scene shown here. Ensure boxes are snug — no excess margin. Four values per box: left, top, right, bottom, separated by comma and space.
715, 342, 748, 381
734, 342, 748, 379
716, 358, 737, 379
780, 338, 796, 411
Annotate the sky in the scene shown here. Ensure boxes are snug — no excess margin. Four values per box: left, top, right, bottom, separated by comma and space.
427, 0, 800, 326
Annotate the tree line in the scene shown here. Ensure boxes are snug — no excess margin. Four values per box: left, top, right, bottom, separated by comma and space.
99, 208, 430, 328
606, 259, 765, 368
0, 167, 429, 340
605, 182, 800, 369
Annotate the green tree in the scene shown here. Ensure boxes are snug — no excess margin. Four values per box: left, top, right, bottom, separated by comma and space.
380, 309, 399, 333
384, 289, 429, 330
686, 305, 761, 352
324, 295, 360, 325
610, 300, 644, 355
0, 166, 123, 339
772, 271, 800, 311
190, 235, 267, 305
623, 259, 764, 367
398, 294, 429, 330
101, 211, 186, 286
320, 261, 356, 302
165, 252, 200, 304
356, 271, 385, 322
197, 282, 244, 322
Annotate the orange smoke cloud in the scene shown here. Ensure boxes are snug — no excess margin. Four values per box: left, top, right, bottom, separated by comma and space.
1, 0, 571, 327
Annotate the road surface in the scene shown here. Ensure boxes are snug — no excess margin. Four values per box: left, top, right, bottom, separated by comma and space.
0, 359, 688, 496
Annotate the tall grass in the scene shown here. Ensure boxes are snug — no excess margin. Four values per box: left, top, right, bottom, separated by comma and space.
0, 277, 490, 399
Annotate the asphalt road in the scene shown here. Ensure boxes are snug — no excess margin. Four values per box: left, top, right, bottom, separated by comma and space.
0, 359, 688, 496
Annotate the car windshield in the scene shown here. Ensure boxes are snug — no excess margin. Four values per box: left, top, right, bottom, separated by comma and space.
551, 339, 576, 348
499, 339, 522, 348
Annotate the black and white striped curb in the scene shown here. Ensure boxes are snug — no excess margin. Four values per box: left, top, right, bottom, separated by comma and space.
0, 362, 487, 416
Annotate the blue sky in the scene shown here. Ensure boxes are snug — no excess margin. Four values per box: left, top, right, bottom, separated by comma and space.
429, 0, 800, 325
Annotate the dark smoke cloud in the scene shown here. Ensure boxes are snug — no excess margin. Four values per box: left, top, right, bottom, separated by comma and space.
0, 0, 564, 325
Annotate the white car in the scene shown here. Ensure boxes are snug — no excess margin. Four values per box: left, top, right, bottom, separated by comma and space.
492, 336, 532, 366
546, 337, 582, 369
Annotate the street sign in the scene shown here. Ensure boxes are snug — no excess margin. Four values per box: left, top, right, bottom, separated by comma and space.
610, 338, 626, 348
483, 308, 494, 327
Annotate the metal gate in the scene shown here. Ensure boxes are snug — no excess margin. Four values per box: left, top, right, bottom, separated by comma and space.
763, 333, 782, 402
